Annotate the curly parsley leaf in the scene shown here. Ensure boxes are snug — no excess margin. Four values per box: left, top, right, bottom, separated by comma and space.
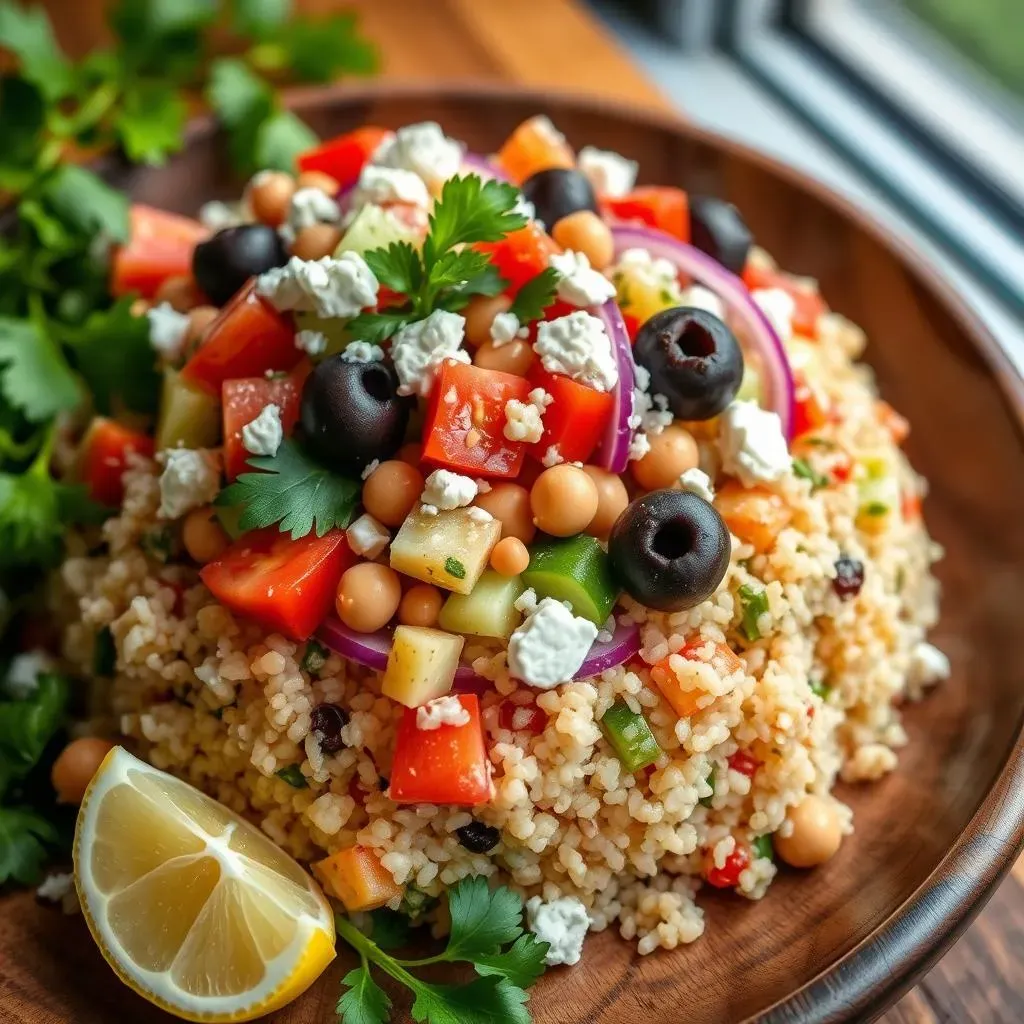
0, 317, 81, 423
0, 0, 74, 101
337, 964, 392, 1024
0, 807, 61, 885
218, 439, 360, 539
508, 268, 560, 325
425, 176, 528, 263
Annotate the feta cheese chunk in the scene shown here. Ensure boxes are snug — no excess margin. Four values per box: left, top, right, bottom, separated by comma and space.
578, 146, 638, 198
415, 695, 470, 731
719, 400, 791, 487
550, 249, 616, 308
627, 431, 651, 462
341, 341, 386, 364
295, 329, 328, 356
280, 187, 342, 245
507, 597, 598, 689
541, 445, 563, 468
350, 165, 431, 210
680, 284, 726, 320
534, 311, 618, 392
146, 302, 191, 362
752, 288, 796, 344
679, 467, 716, 503
256, 254, 378, 320
241, 403, 283, 458
346, 513, 391, 559
908, 642, 950, 688
4, 649, 55, 699
390, 309, 468, 397
526, 895, 590, 966
421, 469, 478, 511
158, 448, 221, 520
371, 121, 464, 184
503, 388, 551, 443
490, 311, 527, 346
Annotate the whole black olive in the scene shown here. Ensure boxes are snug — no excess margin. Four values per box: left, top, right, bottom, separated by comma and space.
521, 168, 598, 230
455, 821, 501, 854
192, 224, 289, 306
608, 490, 730, 612
689, 196, 753, 274
299, 356, 412, 475
634, 307, 743, 421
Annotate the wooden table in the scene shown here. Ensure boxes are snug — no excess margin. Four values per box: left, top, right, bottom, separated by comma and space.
30, 0, 1024, 1020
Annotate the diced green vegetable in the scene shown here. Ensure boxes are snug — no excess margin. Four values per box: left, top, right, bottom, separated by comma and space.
92, 626, 116, 677
600, 700, 662, 773
213, 502, 246, 540
792, 457, 828, 491
699, 765, 716, 808
809, 678, 831, 700
155, 368, 220, 451
736, 362, 762, 404
855, 456, 899, 535
381, 625, 465, 708
276, 764, 308, 788
444, 557, 466, 580
438, 570, 525, 640
521, 534, 619, 626
738, 583, 769, 642
752, 833, 774, 861
335, 202, 421, 258
301, 639, 329, 675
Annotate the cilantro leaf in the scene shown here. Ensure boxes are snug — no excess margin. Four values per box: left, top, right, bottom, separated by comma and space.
508, 268, 560, 325
41, 165, 130, 243
217, 439, 360, 539
0, 1, 73, 101
0, 807, 60, 885
444, 875, 524, 960
427, 249, 496, 294
207, 57, 271, 128
738, 583, 769, 642
0, 673, 68, 779
0, 467, 63, 567
115, 82, 188, 165
337, 964, 391, 1024
364, 243, 423, 297
425, 176, 527, 265
0, 317, 81, 423
255, 108, 318, 172
411, 976, 530, 1024
274, 14, 379, 82
0, 75, 47, 174
232, 0, 291, 35
369, 907, 412, 951
472, 933, 549, 989
346, 308, 416, 346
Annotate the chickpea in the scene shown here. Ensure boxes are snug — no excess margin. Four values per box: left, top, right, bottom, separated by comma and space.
362, 460, 424, 527
774, 795, 844, 868
398, 584, 444, 628
490, 536, 530, 576
291, 223, 343, 261
552, 210, 614, 271
463, 293, 513, 349
296, 170, 340, 194
397, 442, 423, 467
52, 737, 115, 805
247, 171, 296, 227
530, 465, 599, 537
632, 423, 699, 491
474, 339, 535, 377
473, 483, 535, 544
154, 274, 200, 312
187, 305, 220, 348
182, 506, 230, 563
336, 563, 402, 633
582, 465, 629, 539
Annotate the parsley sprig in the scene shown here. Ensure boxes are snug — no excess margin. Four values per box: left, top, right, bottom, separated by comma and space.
335, 876, 549, 1024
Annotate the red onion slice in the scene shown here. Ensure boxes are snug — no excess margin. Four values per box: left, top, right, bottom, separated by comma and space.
460, 154, 512, 182
592, 299, 637, 474
608, 225, 795, 439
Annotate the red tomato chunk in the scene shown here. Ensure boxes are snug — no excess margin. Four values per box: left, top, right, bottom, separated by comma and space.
297, 126, 391, 190
498, 698, 547, 735
111, 205, 208, 299
602, 186, 689, 243
704, 844, 750, 889
476, 224, 560, 296
742, 263, 827, 339
80, 418, 154, 507
527, 366, 614, 465
727, 751, 761, 778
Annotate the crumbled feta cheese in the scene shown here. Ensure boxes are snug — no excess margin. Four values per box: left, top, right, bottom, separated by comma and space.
475, 479, 492, 494
612, 248, 681, 299
679, 467, 716, 502
341, 341, 386, 364
421, 469, 477, 511
416, 695, 470, 731
4, 649, 54, 699
719, 400, 791, 487
371, 121, 464, 184
503, 388, 551, 444
199, 200, 244, 231
752, 288, 796, 343
295, 329, 328, 355
361, 459, 380, 481
526, 895, 590, 966
534, 311, 618, 392
158, 448, 221, 520
680, 284, 726, 320
256, 254, 378, 320
550, 249, 616, 308
908, 642, 950, 688
466, 506, 493, 523
146, 302, 191, 361
390, 309, 468, 397
241, 403, 283, 458
514, 588, 538, 615
420, 504, 439, 516
507, 597, 598, 689
36, 871, 75, 902
577, 146, 638, 198
513, 192, 536, 222
280, 187, 342, 244
541, 444, 563, 468
627, 431, 651, 462
350, 165, 431, 210
631, 363, 673, 437
490, 311, 527, 346
346, 513, 391, 559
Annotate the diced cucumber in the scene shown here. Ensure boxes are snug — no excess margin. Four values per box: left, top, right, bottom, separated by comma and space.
156, 368, 220, 451
600, 700, 662, 772
612, 266, 681, 327
736, 361, 761, 404
335, 203, 421, 258
381, 625, 465, 708
521, 535, 619, 626
438, 570, 525, 640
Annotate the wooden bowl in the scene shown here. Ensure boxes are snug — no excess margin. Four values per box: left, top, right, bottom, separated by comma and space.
3, 84, 1023, 1024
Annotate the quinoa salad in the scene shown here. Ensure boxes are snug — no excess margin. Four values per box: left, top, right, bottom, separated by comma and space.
37, 116, 950, 1018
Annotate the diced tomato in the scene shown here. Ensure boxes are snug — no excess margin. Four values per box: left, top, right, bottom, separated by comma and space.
526, 366, 614, 465
704, 843, 751, 889
602, 186, 689, 242
498, 698, 547, 735
222, 361, 311, 480
421, 361, 531, 478
622, 311, 642, 343
200, 528, 356, 641
111, 205, 208, 299
792, 374, 830, 439
181, 285, 300, 394
79, 418, 154, 507
727, 750, 761, 778
495, 115, 575, 184
389, 695, 491, 806
902, 490, 922, 523
742, 263, 827, 338
296, 126, 391, 190
476, 223, 560, 295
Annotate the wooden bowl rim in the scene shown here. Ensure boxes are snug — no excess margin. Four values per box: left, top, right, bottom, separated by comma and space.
127, 81, 1024, 1022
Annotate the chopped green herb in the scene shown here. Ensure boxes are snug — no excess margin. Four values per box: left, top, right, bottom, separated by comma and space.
275, 764, 308, 789
301, 639, 329, 675
399, 884, 434, 919
369, 907, 412, 950
600, 700, 662, 773
863, 501, 890, 517
809, 678, 831, 700
895, 566, 906, 593
699, 765, 716, 808
508, 268, 559, 325
92, 626, 116, 677
444, 556, 467, 580
792, 457, 828, 491
752, 833, 774, 861
140, 526, 173, 562
659, 287, 676, 304
738, 583, 769, 642
804, 436, 837, 450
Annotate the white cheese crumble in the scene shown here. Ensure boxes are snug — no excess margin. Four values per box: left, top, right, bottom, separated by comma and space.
612, 247, 681, 299
295, 328, 328, 356
415, 695, 470, 731
577, 146, 638, 198
199, 200, 244, 231
146, 302, 191, 362
507, 597, 598, 689
256, 254, 378, 320
341, 341, 386, 364
513, 192, 536, 222
541, 444, 563, 468
390, 309, 468, 397
350, 165, 431, 210
421, 469, 478, 511
679, 467, 716, 503
466, 506, 493, 523
37, 871, 75, 902
371, 121, 464, 184
346, 513, 391, 559
526, 895, 590, 966
489, 311, 528, 346
361, 459, 380, 481
680, 284, 726, 320
630, 361, 672, 437
550, 249, 616, 308
534, 311, 618, 392
752, 288, 796, 344
503, 388, 552, 444
241, 403, 283, 458
627, 431, 651, 462
4, 649, 54, 699
280, 187, 342, 245
157, 448, 221, 520
908, 642, 950, 688
719, 400, 791, 487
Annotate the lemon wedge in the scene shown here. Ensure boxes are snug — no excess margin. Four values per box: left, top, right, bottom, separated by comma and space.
74, 746, 335, 1022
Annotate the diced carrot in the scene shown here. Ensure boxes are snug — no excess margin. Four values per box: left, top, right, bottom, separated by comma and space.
311, 845, 402, 912
902, 490, 922, 522
715, 482, 793, 553
650, 640, 742, 719
495, 115, 574, 184
876, 400, 910, 445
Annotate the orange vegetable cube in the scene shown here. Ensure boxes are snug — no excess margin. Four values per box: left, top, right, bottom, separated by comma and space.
650, 639, 742, 719
715, 482, 792, 553
496, 115, 574, 184
876, 401, 910, 445
311, 845, 402, 912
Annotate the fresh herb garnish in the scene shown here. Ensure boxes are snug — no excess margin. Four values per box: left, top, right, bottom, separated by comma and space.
275, 764, 308, 789
752, 834, 774, 861
792, 457, 828, 491
863, 501, 889, 517
301, 639, 329, 675
699, 765, 716, 808
335, 875, 548, 1024
444, 556, 467, 580
738, 583, 769, 642
507, 268, 560, 326
809, 678, 831, 700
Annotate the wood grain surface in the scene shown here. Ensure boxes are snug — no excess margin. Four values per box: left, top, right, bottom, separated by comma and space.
3, 3, 1023, 1023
